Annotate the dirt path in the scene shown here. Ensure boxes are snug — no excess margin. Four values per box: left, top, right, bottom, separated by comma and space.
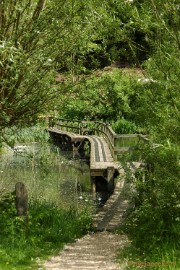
43, 174, 130, 270
44, 232, 127, 270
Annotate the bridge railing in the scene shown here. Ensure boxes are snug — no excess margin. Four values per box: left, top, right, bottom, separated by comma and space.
49, 117, 97, 134
48, 118, 148, 160
90, 122, 148, 160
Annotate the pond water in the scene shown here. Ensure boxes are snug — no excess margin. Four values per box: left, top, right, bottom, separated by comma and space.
0, 143, 99, 210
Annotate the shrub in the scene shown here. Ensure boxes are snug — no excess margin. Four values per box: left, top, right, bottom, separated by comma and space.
123, 143, 180, 249
111, 118, 138, 134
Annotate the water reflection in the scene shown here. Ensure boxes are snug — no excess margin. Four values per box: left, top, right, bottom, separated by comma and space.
0, 143, 106, 211
0, 143, 89, 207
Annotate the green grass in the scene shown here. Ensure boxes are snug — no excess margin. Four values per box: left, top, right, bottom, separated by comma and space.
0, 194, 92, 270
0, 125, 93, 269
117, 240, 180, 270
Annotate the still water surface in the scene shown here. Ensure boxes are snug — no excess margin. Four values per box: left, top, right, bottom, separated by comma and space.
0, 143, 97, 209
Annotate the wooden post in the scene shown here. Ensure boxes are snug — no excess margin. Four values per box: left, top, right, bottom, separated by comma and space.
107, 166, 115, 193
91, 177, 96, 199
15, 182, 28, 225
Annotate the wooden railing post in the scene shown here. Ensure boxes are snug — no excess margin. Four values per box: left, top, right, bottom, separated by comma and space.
48, 117, 54, 128
15, 182, 28, 225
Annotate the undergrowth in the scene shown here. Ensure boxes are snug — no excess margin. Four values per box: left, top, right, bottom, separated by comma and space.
0, 193, 92, 270
1, 123, 49, 149
117, 143, 180, 269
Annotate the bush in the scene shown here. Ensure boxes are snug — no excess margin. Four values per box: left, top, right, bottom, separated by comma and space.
123, 143, 180, 248
111, 118, 138, 134
58, 69, 138, 122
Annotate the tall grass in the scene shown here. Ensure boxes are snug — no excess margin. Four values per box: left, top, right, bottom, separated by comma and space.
0, 193, 92, 270
0, 125, 93, 269
117, 241, 179, 270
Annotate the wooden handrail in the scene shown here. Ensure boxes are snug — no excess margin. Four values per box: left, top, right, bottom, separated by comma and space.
48, 118, 148, 160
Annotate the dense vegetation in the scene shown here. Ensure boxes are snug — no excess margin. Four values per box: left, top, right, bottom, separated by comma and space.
0, 192, 92, 270
0, 127, 93, 269
0, 0, 180, 269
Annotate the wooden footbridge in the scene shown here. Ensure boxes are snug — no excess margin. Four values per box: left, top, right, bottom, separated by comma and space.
48, 118, 146, 194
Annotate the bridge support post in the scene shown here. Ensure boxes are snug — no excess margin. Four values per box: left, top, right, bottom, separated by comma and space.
91, 177, 96, 194
72, 142, 81, 158
107, 167, 115, 193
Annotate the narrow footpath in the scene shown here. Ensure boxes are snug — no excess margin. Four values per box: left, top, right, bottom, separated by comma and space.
43, 171, 130, 270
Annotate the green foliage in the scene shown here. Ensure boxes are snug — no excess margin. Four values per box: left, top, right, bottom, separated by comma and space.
1, 0, 112, 130
118, 142, 180, 269
1, 124, 49, 148
58, 69, 138, 122
0, 192, 17, 235
0, 193, 92, 269
29, 200, 92, 242
99, 0, 152, 65
123, 144, 180, 248
130, 54, 180, 143
127, 0, 180, 143
0, 0, 180, 267
0, 0, 58, 130
111, 118, 137, 134
118, 241, 180, 270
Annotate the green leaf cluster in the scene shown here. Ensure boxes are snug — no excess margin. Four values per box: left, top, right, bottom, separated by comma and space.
57, 69, 138, 123
123, 143, 180, 253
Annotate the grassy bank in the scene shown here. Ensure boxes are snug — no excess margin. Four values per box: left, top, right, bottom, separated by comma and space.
117, 240, 180, 270
0, 193, 92, 270
0, 125, 93, 269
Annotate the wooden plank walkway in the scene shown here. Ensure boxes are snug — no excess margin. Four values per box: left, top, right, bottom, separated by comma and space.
43, 175, 130, 270
87, 135, 120, 178
48, 127, 120, 180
